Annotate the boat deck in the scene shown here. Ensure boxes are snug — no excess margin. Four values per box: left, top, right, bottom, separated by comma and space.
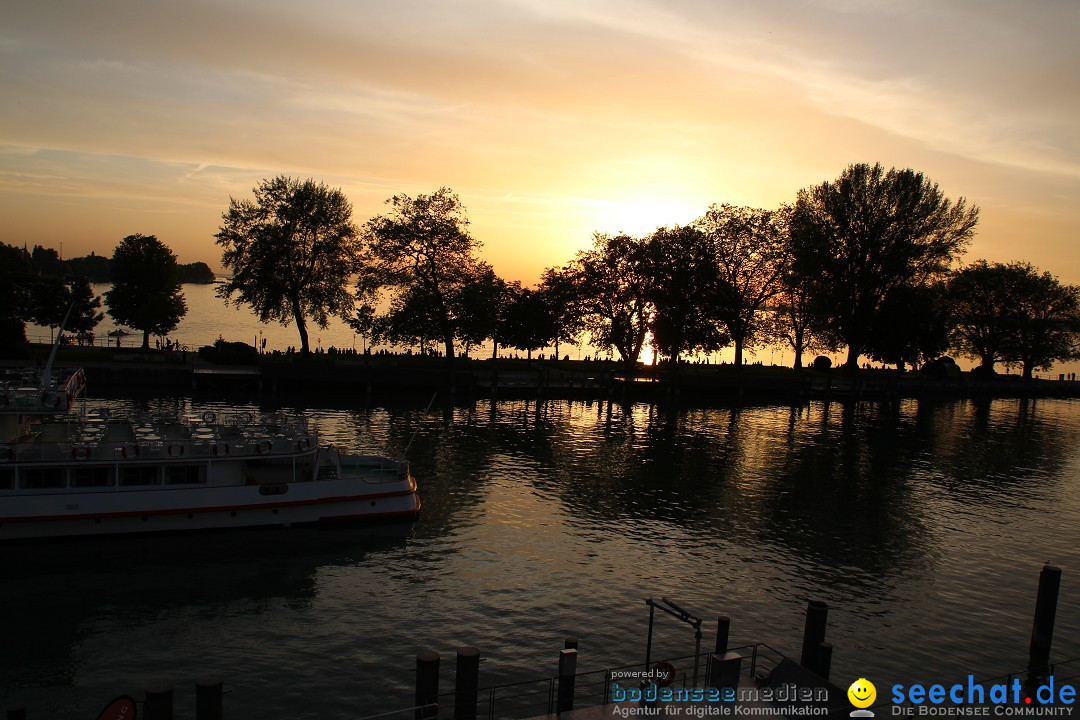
3, 412, 317, 464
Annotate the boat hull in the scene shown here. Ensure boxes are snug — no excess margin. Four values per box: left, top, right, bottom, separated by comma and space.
0, 470, 420, 540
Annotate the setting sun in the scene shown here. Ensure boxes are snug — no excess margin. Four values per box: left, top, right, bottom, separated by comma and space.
1, 1, 1077, 284
582, 196, 707, 237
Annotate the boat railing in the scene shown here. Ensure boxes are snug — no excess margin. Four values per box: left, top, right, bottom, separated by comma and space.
182, 410, 309, 432
0, 369, 84, 414
2, 431, 321, 465
338, 455, 410, 484
1, 386, 68, 413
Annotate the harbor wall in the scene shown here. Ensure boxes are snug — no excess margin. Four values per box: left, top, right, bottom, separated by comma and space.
5, 345, 1080, 402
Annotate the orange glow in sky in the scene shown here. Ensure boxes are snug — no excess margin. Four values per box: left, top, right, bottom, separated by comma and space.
2, 1, 1078, 286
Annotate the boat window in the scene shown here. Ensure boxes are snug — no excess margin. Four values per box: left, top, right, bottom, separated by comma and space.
20, 468, 67, 490
0, 468, 13, 490
71, 467, 114, 488
120, 466, 160, 486
166, 465, 205, 484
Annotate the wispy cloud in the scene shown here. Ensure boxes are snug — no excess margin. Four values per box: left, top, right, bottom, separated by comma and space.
1, 0, 1078, 276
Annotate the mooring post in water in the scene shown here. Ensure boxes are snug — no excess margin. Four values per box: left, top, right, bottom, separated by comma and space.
557, 647, 578, 713
415, 650, 440, 720
6, 705, 26, 720
715, 616, 731, 655
195, 676, 223, 720
1028, 565, 1062, 677
644, 598, 657, 674
564, 636, 578, 650
800, 601, 829, 675
693, 622, 703, 688
454, 647, 480, 720
145, 683, 174, 720
817, 642, 833, 681
706, 652, 743, 689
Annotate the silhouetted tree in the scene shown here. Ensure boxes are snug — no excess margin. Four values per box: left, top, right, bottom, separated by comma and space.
106, 234, 187, 350
65, 277, 105, 341
215, 176, 360, 355
867, 283, 951, 371
30, 274, 71, 341
948, 261, 1020, 375
953, 262, 1080, 379
63, 251, 112, 282
0, 243, 34, 346
500, 286, 557, 360
177, 262, 216, 283
370, 285, 442, 352
29, 245, 63, 277
451, 266, 507, 358
644, 225, 727, 363
948, 261, 1080, 378
696, 204, 790, 367
360, 188, 484, 360
791, 163, 978, 370
348, 301, 377, 351
538, 265, 586, 359
574, 232, 654, 366
1008, 266, 1080, 380
766, 271, 833, 369
33, 274, 106, 343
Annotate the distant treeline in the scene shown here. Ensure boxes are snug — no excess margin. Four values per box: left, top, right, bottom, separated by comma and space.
21, 245, 215, 284
5, 163, 1079, 378
212, 166, 1080, 378
2, 236, 193, 350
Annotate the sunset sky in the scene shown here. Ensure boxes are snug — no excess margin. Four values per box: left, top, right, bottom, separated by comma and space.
2, 0, 1078, 286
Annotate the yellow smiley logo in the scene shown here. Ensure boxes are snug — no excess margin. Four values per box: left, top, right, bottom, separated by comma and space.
848, 678, 876, 708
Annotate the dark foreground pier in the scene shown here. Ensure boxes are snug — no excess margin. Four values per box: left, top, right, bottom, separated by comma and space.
6, 566, 1068, 720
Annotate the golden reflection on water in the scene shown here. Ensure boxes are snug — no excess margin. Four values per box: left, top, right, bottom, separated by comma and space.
5, 396, 1080, 719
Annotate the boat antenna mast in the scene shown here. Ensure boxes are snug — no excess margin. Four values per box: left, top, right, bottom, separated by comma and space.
401, 392, 437, 460
40, 301, 76, 391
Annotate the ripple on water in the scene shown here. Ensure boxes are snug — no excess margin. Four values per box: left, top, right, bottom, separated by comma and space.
5, 397, 1080, 718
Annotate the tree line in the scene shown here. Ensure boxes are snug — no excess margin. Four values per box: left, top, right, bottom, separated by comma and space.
9, 244, 214, 284
4, 163, 1078, 378
1, 235, 188, 350
214, 165, 1080, 378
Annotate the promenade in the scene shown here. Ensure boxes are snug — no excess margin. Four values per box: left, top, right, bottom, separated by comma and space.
5, 344, 1080, 403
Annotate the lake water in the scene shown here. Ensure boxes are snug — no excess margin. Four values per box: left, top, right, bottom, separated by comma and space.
3, 394, 1079, 718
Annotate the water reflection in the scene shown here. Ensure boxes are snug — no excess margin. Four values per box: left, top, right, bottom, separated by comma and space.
4, 395, 1079, 719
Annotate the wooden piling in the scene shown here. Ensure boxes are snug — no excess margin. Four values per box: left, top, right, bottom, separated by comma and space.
817, 642, 833, 681
706, 651, 743, 689
800, 601, 829, 675
715, 616, 730, 655
6, 705, 26, 720
195, 676, 224, 720
557, 648, 578, 713
145, 683, 174, 720
454, 647, 480, 720
564, 637, 578, 650
414, 650, 440, 720
1028, 565, 1062, 676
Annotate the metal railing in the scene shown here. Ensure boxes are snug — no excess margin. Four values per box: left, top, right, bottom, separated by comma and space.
1, 432, 319, 466
359, 643, 786, 720
962, 656, 1080, 693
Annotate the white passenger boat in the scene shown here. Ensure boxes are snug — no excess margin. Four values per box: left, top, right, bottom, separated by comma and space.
0, 367, 420, 540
